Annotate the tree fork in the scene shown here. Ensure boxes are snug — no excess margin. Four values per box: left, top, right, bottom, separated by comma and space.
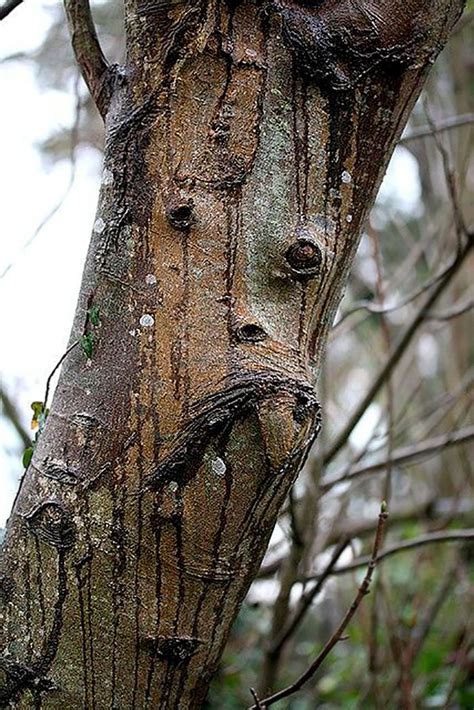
0, 1, 464, 707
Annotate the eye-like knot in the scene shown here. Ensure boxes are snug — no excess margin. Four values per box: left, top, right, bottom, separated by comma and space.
166, 195, 195, 231
235, 323, 268, 343
285, 237, 322, 278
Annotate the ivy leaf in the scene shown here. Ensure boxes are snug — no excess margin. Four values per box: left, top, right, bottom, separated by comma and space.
22, 447, 34, 468
88, 305, 100, 327
80, 333, 94, 359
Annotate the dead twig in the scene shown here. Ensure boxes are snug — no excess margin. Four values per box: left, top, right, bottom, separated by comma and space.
251, 505, 389, 709
303, 529, 474, 583
321, 425, 474, 491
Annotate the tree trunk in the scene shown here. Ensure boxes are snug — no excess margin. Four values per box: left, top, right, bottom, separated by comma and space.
0, 1, 463, 707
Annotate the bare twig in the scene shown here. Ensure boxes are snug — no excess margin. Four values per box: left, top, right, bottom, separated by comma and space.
268, 540, 350, 659
324, 234, 473, 465
43, 340, 79, 412
0, 386, 30, 447
423, 99, 467, 240
427, 296, 473, 321
321, 425, 474, 491
0, 0, 22, 21
332, 250, 461, 331
63, 0, 113, 117
407, 563, 455, 662
304, 529, 474, 582
251, 505, 389, 709
258, 497, 474, 579
250, 688, 264, 709
399, 113, 474, 144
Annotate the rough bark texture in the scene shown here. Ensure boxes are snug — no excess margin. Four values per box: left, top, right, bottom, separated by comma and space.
0, 1, 463, 707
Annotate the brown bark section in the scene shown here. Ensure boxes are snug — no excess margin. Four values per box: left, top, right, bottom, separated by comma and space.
0, 1, 463, 707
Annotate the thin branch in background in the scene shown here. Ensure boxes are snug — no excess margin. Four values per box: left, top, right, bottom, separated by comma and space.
249, 688, 263, 709
368, 224, 395, 504
332, 246, 462, 332
442, 636, 472, 709
391, 369, 474, 445
321, 424, 474, 491
423, 99, 467, 241
0, 386, 30, 447
407, 563, 456, 663
303, 529, 474, 582
378, 577, 414, 708
268, 540, 350, 660
323, 234, 473, 466
0, 0, 22, 21
382, 562, 457, 706
367, 576, 382, 709
251, 505, 389, 709
1, 71, 82, 280
427, 296, 473, 321
399, 113, 474, 144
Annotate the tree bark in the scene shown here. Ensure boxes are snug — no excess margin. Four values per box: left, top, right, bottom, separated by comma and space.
0, 1, 464, 707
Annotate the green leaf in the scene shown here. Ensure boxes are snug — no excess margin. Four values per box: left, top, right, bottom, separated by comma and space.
31, 401, 44, 417
88, 305, 100, 327
80, 333, 94, 359
22, 447, 34, 468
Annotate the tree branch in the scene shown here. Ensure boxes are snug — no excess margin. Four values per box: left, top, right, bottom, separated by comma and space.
321, 425, 474, 492
252, 506, 389, 709
0, 386, 30, 448
267, 540, 350, 660
304, 529, 474, 582
63, 0, 113, 118
0, 0, 22, 21
400, 113, 474, 144
257, 497, 473, 580
323, 234, 473, 466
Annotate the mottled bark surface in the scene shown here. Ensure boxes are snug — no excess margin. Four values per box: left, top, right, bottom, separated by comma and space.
0, 1, 463, 707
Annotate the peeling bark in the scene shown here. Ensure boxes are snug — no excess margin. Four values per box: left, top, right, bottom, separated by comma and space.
0, 1, 464, 707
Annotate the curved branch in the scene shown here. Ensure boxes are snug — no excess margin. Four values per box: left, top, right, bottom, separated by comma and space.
304, 529, 474, 582
321, 425, 474, 492
400, 113, 474, 144
63, 0, 113, 118
0, 0, 22, 21
0, 386, 30, 448
252, 507, 389, 709
323, 235, 473, 465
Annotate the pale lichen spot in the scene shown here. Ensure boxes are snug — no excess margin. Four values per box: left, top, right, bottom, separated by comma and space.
102, 169, 114, 186
129, 329, 136, 337
145, 274, 157, 286
211, 457, 226, 477
341, 170, 352, 184
93, 217, 106, 234
140, 313, 155, 328
346, 214, 353, 223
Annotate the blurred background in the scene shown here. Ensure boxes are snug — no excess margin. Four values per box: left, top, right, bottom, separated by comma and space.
0, 2, 473, 708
